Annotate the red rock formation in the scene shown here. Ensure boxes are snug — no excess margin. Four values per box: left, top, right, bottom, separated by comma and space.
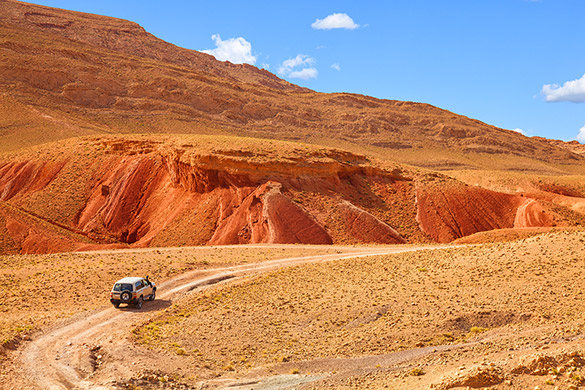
513, 199, 553, 228
416, 180, 524, 243
336, 200, 406, 244
0, 203, 88, 254
0, 160, 65, 201
0, 136, 583, 254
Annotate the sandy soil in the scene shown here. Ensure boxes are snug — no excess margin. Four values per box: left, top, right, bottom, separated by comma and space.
4, 231, 585, 390
0, 245, 347, 354
1, 244, 435, 390
127, 230, 585, 390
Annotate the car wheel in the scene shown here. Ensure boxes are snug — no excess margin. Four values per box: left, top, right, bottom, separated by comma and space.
120, 291, 131, 303
113, 302, 120, 308
149, 289, 156, 301
135, 296, 143, 309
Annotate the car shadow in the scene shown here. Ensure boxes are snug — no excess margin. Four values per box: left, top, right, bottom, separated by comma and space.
116, 299, 172, 312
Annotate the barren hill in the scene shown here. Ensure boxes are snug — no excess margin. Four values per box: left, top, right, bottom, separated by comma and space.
0, 134, 583, 254
1, 0, 583, 173
1, 1, 585, 254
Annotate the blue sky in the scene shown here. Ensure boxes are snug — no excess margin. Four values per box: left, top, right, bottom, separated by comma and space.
27, 0, 585, 142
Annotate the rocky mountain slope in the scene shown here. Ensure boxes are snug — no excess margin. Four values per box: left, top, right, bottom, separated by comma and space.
1, 0, 583, 172
1, 1, 585, 254
1, 135, 584, 254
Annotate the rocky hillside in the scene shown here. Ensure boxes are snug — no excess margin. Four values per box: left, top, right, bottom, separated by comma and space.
0, 135, 583, 254
1, 1, 585, 254
0, 0, 583, 172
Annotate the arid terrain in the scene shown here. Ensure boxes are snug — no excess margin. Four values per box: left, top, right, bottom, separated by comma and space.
1, 1, 585, 389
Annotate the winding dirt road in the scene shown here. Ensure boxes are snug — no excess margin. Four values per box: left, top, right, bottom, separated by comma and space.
17, 245, 450, 390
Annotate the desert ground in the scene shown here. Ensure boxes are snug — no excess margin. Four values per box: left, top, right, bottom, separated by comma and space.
2, 1, 585, 389
1, 231, 584, 389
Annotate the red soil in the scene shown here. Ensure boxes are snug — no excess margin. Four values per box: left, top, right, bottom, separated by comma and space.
336, 200, 406, 244
416, 180, 524, 243
0, 137, 583, 254
0, 203, 88, 254
0, 138, 411, 252
212, 181, 333, 245
0, 160, 65, 201
513, 199, 553, 228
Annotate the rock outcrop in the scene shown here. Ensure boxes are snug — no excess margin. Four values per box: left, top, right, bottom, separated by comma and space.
1, 136, 582, 254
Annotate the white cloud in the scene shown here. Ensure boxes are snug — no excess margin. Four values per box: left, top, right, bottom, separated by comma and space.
577, 125, 585, 143
541, 74, 585, 103
331, 63, 341, 71
278, 54, 318, 80
311, 13, 359, 30
278, 54, 314, 74
261, 63, 270, 70
289, 68, 318, 80
512, 128, 526, 135
201, 34, 256, 65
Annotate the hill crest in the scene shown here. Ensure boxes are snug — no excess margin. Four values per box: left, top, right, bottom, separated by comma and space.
0, 0, 583, 173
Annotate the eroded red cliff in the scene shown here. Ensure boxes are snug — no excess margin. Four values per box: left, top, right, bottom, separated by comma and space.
0, 136, 583, 254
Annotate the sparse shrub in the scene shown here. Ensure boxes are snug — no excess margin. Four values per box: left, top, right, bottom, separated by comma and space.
441, 332, 455, 342
571, 373, 584, 384
223, 364, 234, 371
469, 326, 488, 334
290, 368, 300, 374
410, 367, 425, 376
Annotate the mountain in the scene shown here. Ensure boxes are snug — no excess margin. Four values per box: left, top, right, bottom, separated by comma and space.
1, 0, 583, 171
1, 0, 585, 254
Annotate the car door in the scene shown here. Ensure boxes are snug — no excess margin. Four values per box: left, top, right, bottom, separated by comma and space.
141, 279, 152, 297
135, 281, 144, 299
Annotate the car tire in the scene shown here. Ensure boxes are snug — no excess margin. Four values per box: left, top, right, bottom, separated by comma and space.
113, 302, 120, 308
120, 291, 131, 303
149, 289, 156, 301
135, 296, 143, 309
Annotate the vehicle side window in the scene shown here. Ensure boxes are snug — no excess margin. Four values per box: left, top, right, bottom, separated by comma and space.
135, 281, 142, 290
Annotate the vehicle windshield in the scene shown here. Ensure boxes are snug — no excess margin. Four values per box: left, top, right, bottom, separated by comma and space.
113, 283, 133, 292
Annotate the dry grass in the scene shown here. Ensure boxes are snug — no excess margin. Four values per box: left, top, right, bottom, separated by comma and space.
0, 245, 339, 348
133, 231, 585, 380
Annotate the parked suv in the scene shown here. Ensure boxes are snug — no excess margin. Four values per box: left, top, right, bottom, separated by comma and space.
110, 276, 156, 309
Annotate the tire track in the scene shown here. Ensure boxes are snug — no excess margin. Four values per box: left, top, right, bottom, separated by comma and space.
18, 245, 448, 390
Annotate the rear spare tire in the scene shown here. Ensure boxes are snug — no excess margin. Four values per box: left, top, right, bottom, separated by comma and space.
120, 291, 131, 303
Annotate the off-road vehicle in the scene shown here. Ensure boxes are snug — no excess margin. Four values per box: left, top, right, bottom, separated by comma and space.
110, 276, 156, 309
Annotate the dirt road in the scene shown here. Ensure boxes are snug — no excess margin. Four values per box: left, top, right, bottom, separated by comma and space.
17, 245, 450, 390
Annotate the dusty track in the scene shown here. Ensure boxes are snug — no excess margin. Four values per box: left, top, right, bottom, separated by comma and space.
17, 245, 450, 390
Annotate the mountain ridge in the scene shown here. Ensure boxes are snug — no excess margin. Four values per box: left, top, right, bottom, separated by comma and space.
0, 0, 583, 172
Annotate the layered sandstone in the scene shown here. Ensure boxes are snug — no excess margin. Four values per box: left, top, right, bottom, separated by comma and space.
0, 136, 583, 254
